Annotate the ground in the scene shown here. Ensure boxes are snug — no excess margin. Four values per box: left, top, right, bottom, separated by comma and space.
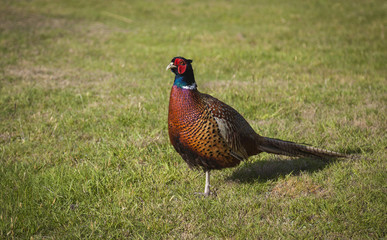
0, 0, 386, 239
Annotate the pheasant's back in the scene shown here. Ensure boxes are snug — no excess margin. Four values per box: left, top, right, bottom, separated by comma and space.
168, 86, 261, 170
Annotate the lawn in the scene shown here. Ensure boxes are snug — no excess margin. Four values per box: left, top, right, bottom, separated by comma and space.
0, 0, 386, 239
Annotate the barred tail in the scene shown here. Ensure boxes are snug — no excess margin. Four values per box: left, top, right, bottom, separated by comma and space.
259, 137, 347, 159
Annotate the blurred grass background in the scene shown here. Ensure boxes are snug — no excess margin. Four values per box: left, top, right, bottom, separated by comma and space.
0, 0, 386, 239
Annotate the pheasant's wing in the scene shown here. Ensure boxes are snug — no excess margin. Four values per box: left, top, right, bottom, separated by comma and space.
202, 93, 257, 160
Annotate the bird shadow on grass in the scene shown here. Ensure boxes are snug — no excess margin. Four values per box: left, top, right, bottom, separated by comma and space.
227, 156, 340, 183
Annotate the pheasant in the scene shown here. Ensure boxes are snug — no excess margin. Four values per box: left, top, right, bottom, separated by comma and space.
166, 56, 346, 196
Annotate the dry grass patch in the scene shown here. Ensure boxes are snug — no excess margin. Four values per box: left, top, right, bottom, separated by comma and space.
0, 6, 128, 38
3, 63, 115, 90
270, 175, 330, 199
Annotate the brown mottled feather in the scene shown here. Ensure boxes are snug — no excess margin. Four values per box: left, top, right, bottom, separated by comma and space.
168, 86, 263, 171
168, 85, 346, 172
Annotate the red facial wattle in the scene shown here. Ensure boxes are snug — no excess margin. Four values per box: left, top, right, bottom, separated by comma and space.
178, 64, 187, 74
174, 59, 187, 74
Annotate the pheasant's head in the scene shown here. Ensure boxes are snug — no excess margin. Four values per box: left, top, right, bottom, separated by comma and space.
166, 57, 196, 89
166, 56, 193, 75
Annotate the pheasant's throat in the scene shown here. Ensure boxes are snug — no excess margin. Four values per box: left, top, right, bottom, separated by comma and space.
173, 76, 197, 90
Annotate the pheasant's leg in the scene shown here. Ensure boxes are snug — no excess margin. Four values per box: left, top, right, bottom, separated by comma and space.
204, 170, 210, 196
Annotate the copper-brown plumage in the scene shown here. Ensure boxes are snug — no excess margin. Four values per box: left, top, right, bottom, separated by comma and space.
167, 56, 347, 196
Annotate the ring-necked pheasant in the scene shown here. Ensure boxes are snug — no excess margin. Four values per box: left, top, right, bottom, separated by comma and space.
167, 56, 346, 196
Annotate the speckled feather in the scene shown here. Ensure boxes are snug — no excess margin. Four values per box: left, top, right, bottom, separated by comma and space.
168, 85, 262, 171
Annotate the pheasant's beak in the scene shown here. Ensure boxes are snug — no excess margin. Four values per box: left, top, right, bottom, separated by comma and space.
166, 62, 177, 71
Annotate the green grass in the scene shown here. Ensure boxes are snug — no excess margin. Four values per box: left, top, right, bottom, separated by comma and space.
1, 0, 386, 238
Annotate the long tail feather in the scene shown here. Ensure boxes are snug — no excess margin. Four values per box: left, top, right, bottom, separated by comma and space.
259, 137, 347, 159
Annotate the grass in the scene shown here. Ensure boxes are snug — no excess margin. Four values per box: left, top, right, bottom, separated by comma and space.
0, 0, 386, 238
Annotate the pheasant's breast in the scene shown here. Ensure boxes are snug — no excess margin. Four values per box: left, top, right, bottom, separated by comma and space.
168, 86, 242, 170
